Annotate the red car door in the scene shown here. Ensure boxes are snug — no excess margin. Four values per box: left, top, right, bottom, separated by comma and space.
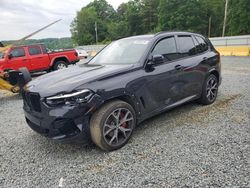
27, 45, 50, 71
8, 47, 30, 70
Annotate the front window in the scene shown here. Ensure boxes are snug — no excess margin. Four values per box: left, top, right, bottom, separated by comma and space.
152, 36, 179, 61
88, 38, 151, 65
0, 52, 4, 59
10, 48, 25, 58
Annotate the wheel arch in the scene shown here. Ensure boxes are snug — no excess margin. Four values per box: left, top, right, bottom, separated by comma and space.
93, 93, 141, 123
50, 56, 69, 67
209, 69, 219, 81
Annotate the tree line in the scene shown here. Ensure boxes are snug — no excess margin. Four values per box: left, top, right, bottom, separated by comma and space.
71, 0, 250, 45
2, 38, 74, 50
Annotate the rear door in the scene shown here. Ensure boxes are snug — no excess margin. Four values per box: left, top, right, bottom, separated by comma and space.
27, 45, 50, 71
174, 35, 204, 99
8, 47, 30, 70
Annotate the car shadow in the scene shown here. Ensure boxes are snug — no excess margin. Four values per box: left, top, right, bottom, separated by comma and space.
134, 92, 240, 138
26, 132, 103, 157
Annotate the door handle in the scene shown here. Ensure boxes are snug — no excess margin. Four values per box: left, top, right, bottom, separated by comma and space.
175, 65, 184, 71
36, 57, 43, 59
203, 57, 208, 61
23, 59, 28, 61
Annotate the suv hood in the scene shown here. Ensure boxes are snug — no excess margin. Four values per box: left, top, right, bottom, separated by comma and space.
26, 64, 134, 97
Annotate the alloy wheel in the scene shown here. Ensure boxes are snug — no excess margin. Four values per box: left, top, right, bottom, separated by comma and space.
206, 76, 218, 102
103, 108, 134, 147
57, 63, 66, 69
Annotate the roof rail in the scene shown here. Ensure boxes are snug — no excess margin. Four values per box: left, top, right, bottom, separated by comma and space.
154, 31, 196, 37
154, 31, 171, 36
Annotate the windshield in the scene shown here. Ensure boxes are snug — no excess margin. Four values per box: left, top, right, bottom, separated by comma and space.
88, 38, 151, 65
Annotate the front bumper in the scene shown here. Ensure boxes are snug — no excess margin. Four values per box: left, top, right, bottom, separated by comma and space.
23, 93, 103, 144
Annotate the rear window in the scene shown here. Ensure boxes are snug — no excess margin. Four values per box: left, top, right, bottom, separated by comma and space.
195, 36, 209, 53
177, 35, 196, 57
40, 45, 47, 54
28, 46, 42, 55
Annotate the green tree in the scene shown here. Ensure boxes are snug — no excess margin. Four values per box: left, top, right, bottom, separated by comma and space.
71, 0, 117, 45
227, 0, 250, 35
141, 0, 160, 33
200, 0, 224, 37
71, 7, 97, 45
159, 0, 208, 35
86, 0, 116, 21
116, 0, 144, 36
70, 0, 249, 45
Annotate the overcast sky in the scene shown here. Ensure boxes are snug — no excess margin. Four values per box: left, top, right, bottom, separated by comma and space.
0, 0, 129, 41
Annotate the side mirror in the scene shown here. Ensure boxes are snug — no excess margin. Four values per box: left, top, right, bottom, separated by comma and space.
148, 54, 164, 66
8, 54, 13, 59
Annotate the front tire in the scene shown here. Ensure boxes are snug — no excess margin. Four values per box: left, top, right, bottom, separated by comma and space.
198, 74, 218, 105
90, 100, 136, 151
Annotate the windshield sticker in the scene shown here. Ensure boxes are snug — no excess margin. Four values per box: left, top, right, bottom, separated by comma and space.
133, 40, 149, 45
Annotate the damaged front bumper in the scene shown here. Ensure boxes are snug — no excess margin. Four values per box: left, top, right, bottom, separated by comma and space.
23, 93, 103, 143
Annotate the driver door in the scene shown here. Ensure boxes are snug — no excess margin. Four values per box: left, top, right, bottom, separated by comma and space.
8, 47, 30, 70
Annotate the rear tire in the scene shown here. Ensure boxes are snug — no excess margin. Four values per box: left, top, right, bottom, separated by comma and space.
198, 74, 218, 105
90, 100, 136, 151
53, 61, 68, 70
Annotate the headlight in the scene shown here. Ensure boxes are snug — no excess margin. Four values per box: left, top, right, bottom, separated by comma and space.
45, 89, 93, 106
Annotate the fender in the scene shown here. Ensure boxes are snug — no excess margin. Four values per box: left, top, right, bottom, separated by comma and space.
198, 67, 220, 88
208, 67, 217, 74
208, 67, 220, 79
49, 55, 69, 67
97, 88, 142, 121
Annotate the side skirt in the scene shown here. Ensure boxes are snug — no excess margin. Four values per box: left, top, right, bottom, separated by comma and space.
137, 95, 198, 124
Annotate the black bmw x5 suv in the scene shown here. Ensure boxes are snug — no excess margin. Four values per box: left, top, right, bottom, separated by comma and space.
23, 32, 221, 151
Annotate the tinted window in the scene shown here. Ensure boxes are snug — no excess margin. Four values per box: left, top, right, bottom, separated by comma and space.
177, 36, 196, 57
193, 36, 199, 46
10, 48, 25, 58
41, 45, 47, 54
28, 46, 42, 55
195, 36, 209, 53
152, 36, 178, 61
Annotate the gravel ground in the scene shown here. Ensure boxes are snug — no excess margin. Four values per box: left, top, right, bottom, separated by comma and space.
0, 57, 250, 188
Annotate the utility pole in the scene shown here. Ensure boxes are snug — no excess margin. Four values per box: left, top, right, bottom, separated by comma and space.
95, 22, 98, 44
208, 16, 212, 38
222, 0, 229, 37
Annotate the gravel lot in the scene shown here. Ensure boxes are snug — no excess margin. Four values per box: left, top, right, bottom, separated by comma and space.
0, 57, 249, 188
